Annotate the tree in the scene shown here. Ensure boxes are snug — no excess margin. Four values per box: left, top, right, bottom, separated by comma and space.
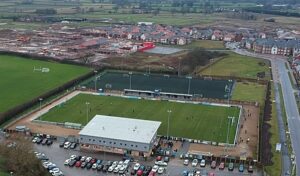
0, 136, 50, 176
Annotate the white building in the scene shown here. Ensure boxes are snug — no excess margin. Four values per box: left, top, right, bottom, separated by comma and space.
79, 115, 161, 156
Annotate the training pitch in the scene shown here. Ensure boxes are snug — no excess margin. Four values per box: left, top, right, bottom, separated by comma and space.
40, 94, 240, 143
0, 55, 90, 114
83, 71, 235, 99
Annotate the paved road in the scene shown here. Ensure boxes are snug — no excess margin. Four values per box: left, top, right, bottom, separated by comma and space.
233, 49, 297, 175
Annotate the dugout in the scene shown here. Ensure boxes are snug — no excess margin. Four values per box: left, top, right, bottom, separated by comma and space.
124, 89, 193, 99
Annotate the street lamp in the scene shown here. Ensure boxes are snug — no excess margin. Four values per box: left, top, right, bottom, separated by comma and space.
167, 110, 172, 139
10, 172, 13, 176
186, 76, 192, 95
94, 70, 98, 92
129, 72, 132, 89
86, 102, 90, 124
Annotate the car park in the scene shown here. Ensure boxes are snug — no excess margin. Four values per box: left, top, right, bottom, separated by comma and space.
228, 162, 234, 171
200, 159, 206, 167
191, 159, 198, 167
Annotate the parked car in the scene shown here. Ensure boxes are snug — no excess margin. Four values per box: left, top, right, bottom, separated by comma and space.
96, 159, 102, 165
155, 161, 168, 166
208, 172, 215, 176
239, 164, 244, 172
70, 155, 77, 160
36, 138, 42, 144
164, 157, 170, 163
136, 169, 143, 176
151, 165, 159, 172
68, 159, 76, 167
46, 140, 53, 146
157, 167, 164, 174
108, 166, 115, 172
102, 165, 109, 172
41, 138, 48, 145
86, 162, 93, 169
59, 141, 64, 148
75, 156, 82, 161
133, 163, 140, 171
148, 171, 156, 176
200, 159, 206, 167
75, 161, 81, 167
32, 137, 38, 143
92, 163, 98, 170
90, 158, 97, 164
81, 162, 87, 168
80, 156, 86, 162
96, 164, 103, 171
85, 157, 92, 163
219, 162, 225, 170
64, 142, 71, 149
183, 159, 189, 166
64, 159, 71, 166
228, 162, 234, 171
192, 159, 198, 167
156, 156, 162, 161
248, 165, 253, 173
210, 161, 216, 169
70, 142, 77, 149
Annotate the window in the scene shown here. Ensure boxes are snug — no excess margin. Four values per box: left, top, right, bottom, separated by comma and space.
109, 142, 112, 144
131, 145, 133, 147
124, 144, 127, 146
120, 143, 122, 146
93, 139, 95, 142
136, 145, 138, 148
89, 139, 91, 141
80, 138, 83, 140
99, 140, 101, 142
114, 142, 116, 144
103, 141, 106, 143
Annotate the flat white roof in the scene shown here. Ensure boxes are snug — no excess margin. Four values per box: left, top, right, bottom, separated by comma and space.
79, 115, 161, 144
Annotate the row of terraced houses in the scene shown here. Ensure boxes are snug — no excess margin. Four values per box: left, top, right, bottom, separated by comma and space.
242, 38, 300, 56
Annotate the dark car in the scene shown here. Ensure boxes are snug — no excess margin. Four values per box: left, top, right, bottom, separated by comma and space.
70, 142, 77, 149
36, 138, 43, 144
143, 166, 152, 175
68, 159, 76, 167
75, 156, 82, 161
81, 162, 87, 168
130, 168, 136, 175
86, 162, 93, 169
97, 164, 103, 171
164, 157, 170, 163
102, 165, 109, 172
46, 140, 53, 146
41, 138, 47, 145
59, 141, 65, 148
248, 165, 254, 173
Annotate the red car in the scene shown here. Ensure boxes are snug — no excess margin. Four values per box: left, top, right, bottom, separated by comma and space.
75, 161, 81, 167
137, 169, 143, 176
219, 162, 225, 170
90, 158, 97, 164
156, 156, 162, 161
148, 171, 155, 176
208, 172, 215, 176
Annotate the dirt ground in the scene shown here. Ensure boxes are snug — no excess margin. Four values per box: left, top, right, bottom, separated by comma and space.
189, 105, 259, 159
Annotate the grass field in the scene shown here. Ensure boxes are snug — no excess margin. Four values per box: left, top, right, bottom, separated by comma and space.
182, 40, 225, 49
232, 82, 267, 105
0, 55, 91, 114
40, 94, 240, 143
200, 52, 270, 79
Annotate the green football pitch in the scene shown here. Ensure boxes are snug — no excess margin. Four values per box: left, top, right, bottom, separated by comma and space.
0, 55, 90, 114
40, 94, 241, 143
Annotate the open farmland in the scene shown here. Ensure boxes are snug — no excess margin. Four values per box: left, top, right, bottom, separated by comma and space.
0, 55, 90, 114
40, 93, 240, 143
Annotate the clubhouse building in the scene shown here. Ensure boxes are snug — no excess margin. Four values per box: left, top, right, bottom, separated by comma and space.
79, 115, 161, 157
